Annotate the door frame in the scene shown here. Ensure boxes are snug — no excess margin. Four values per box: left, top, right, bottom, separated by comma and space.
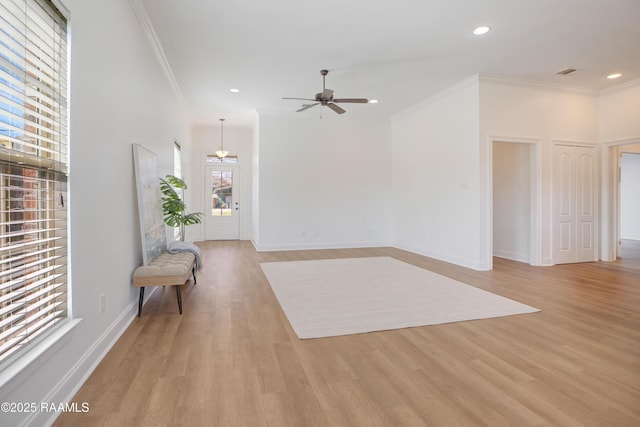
487, 136, 542, 268
204, 164, 240, 240
602, 138, 640, 260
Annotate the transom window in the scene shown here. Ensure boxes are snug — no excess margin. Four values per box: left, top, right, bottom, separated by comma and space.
206, 155, 238, 164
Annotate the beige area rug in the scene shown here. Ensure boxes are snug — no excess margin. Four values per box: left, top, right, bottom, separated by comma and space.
260, 257, 540, 339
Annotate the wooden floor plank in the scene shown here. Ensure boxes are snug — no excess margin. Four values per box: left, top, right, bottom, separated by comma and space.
54, 240, 640, 426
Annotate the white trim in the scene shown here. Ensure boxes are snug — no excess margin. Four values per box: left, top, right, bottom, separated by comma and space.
478, 74, 600, 96
493, 250, 530, 264
0, 319, 81, 395
128, 0, 188, 112
31, 302, 139, 427
601, 137, 640, 261
253, 240, 489, 271
254, 241, 490, 270
599, 77, 640, 95
486, 136, 543, 267
601, 136, 640, 146
254, 240, 391, 252
552, 139, 598, 148
393, 243, 491, 271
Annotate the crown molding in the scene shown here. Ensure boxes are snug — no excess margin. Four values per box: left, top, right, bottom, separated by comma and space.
599, 77, 640, 95
478, 74, 599, 96
128, 0, 188, 112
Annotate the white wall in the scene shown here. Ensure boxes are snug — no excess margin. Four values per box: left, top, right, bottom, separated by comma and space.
479, 76, 599, 266
188, 123, 255, 241
493, 142, 531, 262
620, 153, 640, 240
0, 1, 191, 426
255, 113, 391, 250
391, 75, 600, 270
599, 81, 640, 142
391, 77, 483, 269
252, 114, 261, 245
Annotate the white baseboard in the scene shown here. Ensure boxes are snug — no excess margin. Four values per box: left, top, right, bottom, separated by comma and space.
493, 249, 530, 264
253, 240, 492, 271
254, 240, 391, 252
30, 300, 140, 427
393, 243, 490, 271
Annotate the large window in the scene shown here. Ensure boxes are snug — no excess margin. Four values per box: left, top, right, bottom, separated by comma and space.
173, 140, 181, 240
173, 139, 181, 179
0, 0, 69, 366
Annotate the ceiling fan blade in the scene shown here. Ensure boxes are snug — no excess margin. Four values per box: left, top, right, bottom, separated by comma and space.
327, 103, 346, 114
296, 103, 319, 112
333, 98, 369, 103
283, 97, 316, 101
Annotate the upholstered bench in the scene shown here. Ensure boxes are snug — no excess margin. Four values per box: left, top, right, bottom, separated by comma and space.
133, 251, 197, 316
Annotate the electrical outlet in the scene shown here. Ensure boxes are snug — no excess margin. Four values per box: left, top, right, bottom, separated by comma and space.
100, 294, 106, 312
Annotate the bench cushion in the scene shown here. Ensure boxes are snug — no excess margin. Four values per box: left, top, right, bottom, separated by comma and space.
132, 252, 195, 287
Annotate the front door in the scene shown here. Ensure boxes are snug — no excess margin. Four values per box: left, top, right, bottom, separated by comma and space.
204, 165, 239, 240
553, 144, 597, 264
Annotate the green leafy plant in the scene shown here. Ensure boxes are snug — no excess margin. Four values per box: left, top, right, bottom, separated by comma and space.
159, 174, 203, 241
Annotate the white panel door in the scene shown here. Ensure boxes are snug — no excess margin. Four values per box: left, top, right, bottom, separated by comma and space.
204, 165, 239, 240
553, 145, 597, 264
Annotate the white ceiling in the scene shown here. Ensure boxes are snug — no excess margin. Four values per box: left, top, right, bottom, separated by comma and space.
139, 0, 640, 128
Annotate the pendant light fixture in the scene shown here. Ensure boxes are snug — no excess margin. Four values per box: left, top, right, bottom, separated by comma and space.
215, 118, 229, 158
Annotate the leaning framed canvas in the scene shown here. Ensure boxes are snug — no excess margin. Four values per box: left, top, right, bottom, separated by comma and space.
132, 143, 167, 265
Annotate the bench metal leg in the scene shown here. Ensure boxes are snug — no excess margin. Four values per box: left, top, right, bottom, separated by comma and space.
192, 266, 197, 284
176, 285, 183, 314
137, 287, 145, 317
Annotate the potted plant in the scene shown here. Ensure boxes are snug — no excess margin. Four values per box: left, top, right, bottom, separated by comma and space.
159, 174, 203, 241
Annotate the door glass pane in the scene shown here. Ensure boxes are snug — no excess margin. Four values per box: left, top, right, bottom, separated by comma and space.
211, 170, 233, 216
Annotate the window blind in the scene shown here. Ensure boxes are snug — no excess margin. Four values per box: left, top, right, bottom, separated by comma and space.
0, 0, 68, 365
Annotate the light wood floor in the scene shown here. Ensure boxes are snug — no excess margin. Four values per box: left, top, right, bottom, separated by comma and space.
55, 241, 640, 426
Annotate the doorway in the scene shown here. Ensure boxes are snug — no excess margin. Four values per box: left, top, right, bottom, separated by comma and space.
620, 152, 640, 239
493, 142, 530, 262
491, 138, 541, 266
602, 141, 640, 260
204, 165, 240, 240
619, 150, 640, 254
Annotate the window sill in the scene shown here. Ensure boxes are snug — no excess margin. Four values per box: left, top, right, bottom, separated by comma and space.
0, 318, 83, 393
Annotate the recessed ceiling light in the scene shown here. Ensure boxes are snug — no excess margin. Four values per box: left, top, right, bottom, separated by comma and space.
230, 88, 240, 93
473, 26, 491, 35
369, 99, 378, 104
607, 73, 622, 79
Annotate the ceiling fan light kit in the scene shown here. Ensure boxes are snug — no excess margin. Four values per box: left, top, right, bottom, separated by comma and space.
283, 69, 370, 115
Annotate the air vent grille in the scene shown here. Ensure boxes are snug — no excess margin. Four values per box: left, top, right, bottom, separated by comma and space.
557, 68, 577, 75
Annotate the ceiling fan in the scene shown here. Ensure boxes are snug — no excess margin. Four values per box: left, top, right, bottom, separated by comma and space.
283, 69, 369, 114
